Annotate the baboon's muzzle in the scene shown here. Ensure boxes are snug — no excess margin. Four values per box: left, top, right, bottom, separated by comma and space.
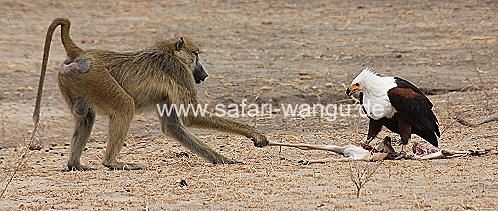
194, 66, 208, 84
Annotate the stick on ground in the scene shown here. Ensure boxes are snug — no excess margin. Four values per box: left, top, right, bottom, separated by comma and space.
456, 112, 498, 127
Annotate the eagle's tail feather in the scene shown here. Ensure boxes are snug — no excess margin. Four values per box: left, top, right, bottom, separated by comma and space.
416, 130, 439, 147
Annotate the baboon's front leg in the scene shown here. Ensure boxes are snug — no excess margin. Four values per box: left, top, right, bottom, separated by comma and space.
159, 110, 241, 164
102, 109, 145, 170
67, 108, 95, 171
184, 113, 268, 147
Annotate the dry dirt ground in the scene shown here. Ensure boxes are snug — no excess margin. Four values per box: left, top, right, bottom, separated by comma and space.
0, 0, 497, 210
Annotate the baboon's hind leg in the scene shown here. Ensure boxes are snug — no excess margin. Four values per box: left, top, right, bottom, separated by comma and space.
58, 76, 94, 171
67, 107, 95, 171
64, 64, 144, 170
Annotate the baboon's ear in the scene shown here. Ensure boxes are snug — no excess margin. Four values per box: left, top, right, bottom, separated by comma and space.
176, 37, 185, 51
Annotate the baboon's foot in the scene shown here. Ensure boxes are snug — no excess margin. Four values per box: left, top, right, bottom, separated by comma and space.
65, 164, 95, 172
102, 161, 146, 170
248, 133, 269, 147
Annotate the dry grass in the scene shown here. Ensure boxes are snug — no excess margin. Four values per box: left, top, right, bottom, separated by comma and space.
0, 120, 42, 199
347, 161, 382, 198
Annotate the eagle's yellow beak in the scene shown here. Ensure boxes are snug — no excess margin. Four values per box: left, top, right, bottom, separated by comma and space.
346, 83, 361, 96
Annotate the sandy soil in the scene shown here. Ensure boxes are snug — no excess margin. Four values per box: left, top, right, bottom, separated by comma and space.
0, 0, 497, 209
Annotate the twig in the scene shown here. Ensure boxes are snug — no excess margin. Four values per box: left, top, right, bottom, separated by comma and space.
347, 160, 382, 198
0, 119, 42, 199
470, 50, 491, 112
438, 83, 456, 138
456, 112, 498, 127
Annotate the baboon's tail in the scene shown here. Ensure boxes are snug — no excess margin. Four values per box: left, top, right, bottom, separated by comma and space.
33, 18, 83, 123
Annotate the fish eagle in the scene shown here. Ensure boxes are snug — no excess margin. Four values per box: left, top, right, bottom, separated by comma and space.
346, 68, 440, 149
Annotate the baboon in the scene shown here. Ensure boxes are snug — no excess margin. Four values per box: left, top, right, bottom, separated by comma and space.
33, 18, 269, 170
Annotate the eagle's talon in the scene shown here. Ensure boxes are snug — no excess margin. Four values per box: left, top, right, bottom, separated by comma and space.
394, 151, 407, 160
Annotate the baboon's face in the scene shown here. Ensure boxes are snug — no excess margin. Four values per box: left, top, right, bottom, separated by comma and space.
175, 37, 208, 84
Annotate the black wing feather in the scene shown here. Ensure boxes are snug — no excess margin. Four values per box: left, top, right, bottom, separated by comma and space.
388, 78, 440, 147
393, 77, 433, 107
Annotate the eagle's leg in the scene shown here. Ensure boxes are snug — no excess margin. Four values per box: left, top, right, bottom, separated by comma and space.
365, 119, 383, 144
397, 119, 412, 153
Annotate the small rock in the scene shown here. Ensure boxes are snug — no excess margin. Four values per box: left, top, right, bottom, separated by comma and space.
29, 144, 42, 150
177, 179, 188, 188
175, 151, 189, 158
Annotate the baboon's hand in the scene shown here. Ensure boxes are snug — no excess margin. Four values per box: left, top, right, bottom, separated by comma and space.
248, 133, 269, 147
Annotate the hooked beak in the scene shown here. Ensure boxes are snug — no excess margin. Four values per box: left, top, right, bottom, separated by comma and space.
346, 83, 360, 96
346, 88, 352, 96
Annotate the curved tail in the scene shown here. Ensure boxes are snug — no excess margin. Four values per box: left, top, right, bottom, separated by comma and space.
33, 18, 83, 123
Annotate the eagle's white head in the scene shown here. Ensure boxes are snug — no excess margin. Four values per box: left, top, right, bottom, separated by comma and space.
346, 67, 395, 96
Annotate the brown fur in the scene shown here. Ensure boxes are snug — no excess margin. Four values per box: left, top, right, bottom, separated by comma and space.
33, 17, 268, 171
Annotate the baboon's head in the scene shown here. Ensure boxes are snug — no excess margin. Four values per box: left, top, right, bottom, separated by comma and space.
173, 37, 208, 84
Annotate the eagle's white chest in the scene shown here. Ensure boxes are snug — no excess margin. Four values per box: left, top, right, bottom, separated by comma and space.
362, 93, 396, 120
360, 77, 397, 120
